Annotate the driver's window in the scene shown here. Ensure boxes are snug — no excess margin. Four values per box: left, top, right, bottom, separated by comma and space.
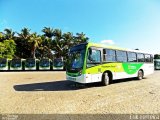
87, 48, 101, 64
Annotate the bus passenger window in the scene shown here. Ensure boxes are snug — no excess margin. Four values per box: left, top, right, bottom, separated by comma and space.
145, 54, 151, 62
116, 50, 127, 62
127, 52, 137, 62
137, 53, 145, 62
103, 49, 116, 62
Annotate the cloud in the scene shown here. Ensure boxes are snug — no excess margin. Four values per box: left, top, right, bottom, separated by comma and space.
100, 40, 115, 45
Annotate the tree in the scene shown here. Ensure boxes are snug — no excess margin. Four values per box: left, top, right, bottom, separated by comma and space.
4, 28, 15, 40
60, 32, 74, 66
29, 33, 42, 58
15, 28, 31, 58
0, 29, 16, 58
62, 32, 73, 54
0, 42, 5, 58
74, 32, 89, 45
0, 39, 16, 59
42, 27, 54, 38
0, 27, 90, 60
51, 29, 63, 58
17, 27, 31, 39
39, 35, 52, 59
0, 32, 5, 42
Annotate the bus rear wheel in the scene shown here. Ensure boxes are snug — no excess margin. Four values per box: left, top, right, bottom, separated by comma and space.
137, 70, 143, 80
101, 72, 111, 86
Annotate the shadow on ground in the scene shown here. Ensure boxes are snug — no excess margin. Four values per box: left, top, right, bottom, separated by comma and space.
13, 77, 143, 92
14, 80, 79, 91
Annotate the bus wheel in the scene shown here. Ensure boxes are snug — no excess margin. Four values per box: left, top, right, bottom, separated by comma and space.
137, 70, 143, 80
102, 72, 110, 86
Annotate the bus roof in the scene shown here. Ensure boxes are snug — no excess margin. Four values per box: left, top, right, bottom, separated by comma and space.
87, 42, 153, 55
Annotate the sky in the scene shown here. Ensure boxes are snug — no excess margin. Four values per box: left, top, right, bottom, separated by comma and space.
0, 0, 160, 54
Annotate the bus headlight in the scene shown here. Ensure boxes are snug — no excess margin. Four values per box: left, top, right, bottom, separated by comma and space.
79, 70, 82, 75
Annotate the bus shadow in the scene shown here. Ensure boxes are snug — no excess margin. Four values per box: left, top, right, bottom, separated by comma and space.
80, 77, 146, 88
14, 80, 79, 91
14, 77, 146, 91
114, 77, 147, 84
112, 77, 138, 84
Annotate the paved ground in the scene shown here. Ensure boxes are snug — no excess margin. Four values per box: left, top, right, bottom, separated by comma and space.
0, 71, 160, 119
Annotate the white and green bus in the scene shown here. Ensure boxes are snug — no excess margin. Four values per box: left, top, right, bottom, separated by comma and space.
10, 58, 23, 70
154, 54, 160, 70
39, 58, 51, 70
24, 58, 37, 70
53, 58, 64, 70
0, 58, 8, 70
66, 42, 154, 86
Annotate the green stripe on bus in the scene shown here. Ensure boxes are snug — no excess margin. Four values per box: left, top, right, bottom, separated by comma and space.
122, 63, 143, 74
86, 63, 124, 74
85, 63, 143, 75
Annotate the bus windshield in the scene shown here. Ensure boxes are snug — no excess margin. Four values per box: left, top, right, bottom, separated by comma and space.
67, 44, 86, 72
155, 60, 160, 65
39, 59, 50, 67
54, 58, 63, 67
26, 59, 35, 67
11, 59, 21, 67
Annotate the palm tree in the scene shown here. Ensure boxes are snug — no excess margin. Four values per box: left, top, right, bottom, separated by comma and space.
41, 27, 56, 58
62, 32, 73, 53
15, 27, 32, 58
42, 27, 54, 39
51, 29, 63, 58
75, 32, 89, 44
53, 29, 62, 39
61, 32, 74, 65
39, 35, 52, 58
4, 28, 15, 40
29, 33, 42, 58
17, 27, 31, 40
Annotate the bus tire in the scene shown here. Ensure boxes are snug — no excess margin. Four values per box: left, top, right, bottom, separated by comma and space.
101, 72, 111, 86
137, 70, 143, 80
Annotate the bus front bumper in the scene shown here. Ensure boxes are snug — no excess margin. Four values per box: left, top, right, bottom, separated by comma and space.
66, 74, 90, 83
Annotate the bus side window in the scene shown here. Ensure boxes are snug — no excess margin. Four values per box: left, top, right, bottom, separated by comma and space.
116, 50, 127, 62
103, 49, 116, 62
137, 53, 145, 62
88, 49, 101, 63
127, 52, 137, 62
145, 54, 151, 62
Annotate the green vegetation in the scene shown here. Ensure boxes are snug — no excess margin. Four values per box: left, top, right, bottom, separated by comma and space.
0, 27, 89, 61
